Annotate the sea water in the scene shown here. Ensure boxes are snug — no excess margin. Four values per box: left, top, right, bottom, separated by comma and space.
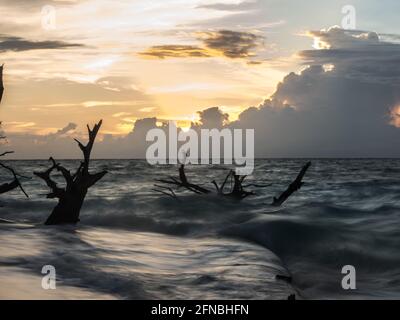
1, 159, 400, 299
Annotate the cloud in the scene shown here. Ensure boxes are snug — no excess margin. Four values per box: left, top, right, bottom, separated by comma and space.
196, 1, 257, 12
4, 123, 83, 159
54, 122, 77, 136
1, 0, 84, 9
198, 30, 263, 58
140, 30, 263, 60
192, 107, 229, 129
227, 28, 400, 157
6, 26, 400, 159
299, 26, 400, 85
7, 77, 148, 107
139, 45, 211, 59
0, 35, 84, 53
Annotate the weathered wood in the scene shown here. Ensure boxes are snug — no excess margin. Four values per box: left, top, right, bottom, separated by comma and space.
155, 162, 311, 203
0, 179, 19, 194
230, 174, 255, 199
0, 64, 4, 104
212, 170, 255, 199
0, 163, 29, 197
272, 162, 311, 206
155, 165, 211, 195
35, 120, 107, 225
152, 185, 179, 200
156, 166, 255, 200
212, 170, 232, 195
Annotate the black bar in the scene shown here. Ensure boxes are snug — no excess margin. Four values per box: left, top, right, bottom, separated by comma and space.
0, 300, 398, 319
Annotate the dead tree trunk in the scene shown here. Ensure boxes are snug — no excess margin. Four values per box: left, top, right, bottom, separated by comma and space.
34, 120, 107, 225
0, 64, 4, 104
272, 161, 311, 206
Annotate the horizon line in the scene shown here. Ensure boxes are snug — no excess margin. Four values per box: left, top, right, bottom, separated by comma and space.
3, 157, 400, 161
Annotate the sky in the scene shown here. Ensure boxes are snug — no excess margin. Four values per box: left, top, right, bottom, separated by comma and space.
0, 0, 400, 158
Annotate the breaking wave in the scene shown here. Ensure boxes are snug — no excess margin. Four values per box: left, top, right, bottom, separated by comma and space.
1, 159, 400, 299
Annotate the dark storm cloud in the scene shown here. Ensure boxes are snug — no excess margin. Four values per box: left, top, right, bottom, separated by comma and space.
0, 35, 84, 53
140, 30, 263, 60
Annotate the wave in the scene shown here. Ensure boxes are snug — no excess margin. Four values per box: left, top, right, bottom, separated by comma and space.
2, 159, 400, 299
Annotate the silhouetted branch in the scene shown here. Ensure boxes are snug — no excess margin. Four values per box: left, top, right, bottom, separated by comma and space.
86, 171, 108, 188
48, 157, 74, 187
243, 183, 272, 188
34, 158, 64, 199
74, 120, 103, 173
229, 174, 255, 199
272, 162, 312, 206
36, 120, 107, 225
212, 170, 233, 194
0, 151, 14, 157
0, 64, 4, 104
0, 179, 19, 195
156, 165, 210, 195
0, 162, 29, 197
152, 184, 178, 200
155, 162, 311, 203
156, 166, 255, 200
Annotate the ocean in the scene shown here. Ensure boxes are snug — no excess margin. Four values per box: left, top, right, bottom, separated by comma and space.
1, 159, 400, 300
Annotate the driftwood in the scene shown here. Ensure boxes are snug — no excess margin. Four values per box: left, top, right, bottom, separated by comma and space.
155, 164, 211, 195
272, 162, 311, 206
155, 165, 255, 200
0, 161, 29, 197
154, 162, 311, 206
152, 185, 178, 200
34, 120, 107, 225
212, 170, 255, 199
0, 64, 3, 104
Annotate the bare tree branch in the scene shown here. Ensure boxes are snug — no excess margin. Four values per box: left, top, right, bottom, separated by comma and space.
49, 157, 74, 187
0, 162, 29, 197
156, 165, 210, 195
0, 64, 4, 104
272, 162, 312, 206
0, 151, 14, 157
153, 184, 179, 200
154, 162, 311, 204
34, 158, 64, 199
155, 166, 255, 200
36, 120, 107, 225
